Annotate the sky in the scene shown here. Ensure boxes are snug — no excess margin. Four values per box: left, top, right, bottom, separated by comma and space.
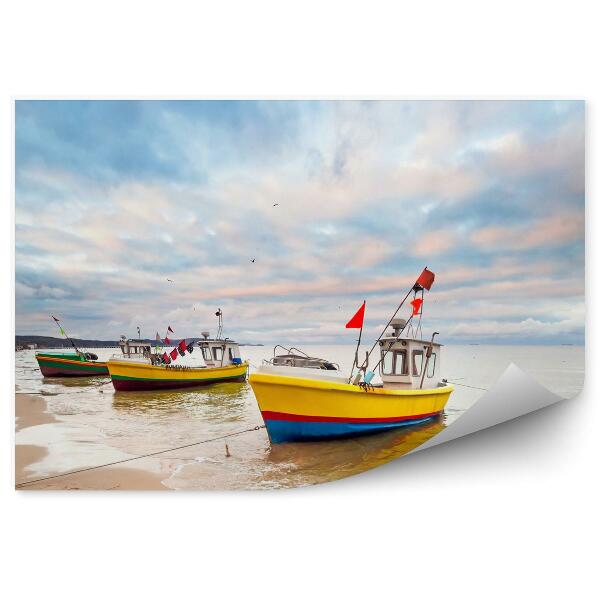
15, 100, 585, 345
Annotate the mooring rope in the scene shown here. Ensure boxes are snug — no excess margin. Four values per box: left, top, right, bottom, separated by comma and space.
15, 424, 266, 488
444, 379, 489, 392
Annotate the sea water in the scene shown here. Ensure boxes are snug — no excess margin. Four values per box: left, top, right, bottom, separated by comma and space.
14, 344, 584, 489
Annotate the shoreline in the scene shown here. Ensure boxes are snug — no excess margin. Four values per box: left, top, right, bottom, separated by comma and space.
15, 386, 169, 491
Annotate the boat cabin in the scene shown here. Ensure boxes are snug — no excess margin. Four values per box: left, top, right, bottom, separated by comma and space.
196, 331, 243, 368
378, 319, 442, 389
118, 337, 153, 359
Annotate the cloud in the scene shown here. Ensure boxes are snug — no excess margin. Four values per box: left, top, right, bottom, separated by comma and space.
471, 117, 585, 196
412, 230, 457, 257
15, 281, 71, 300
471, 212, 584, 251
448, 316, 583, 339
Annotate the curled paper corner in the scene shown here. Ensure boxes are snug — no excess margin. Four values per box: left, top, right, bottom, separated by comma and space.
410, 363, 564, 454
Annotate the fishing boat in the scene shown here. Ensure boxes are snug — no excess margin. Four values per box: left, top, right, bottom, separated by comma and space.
35, 315, 109, 377
249, 268, 454, 443
107, 314, 249, 391
35, 351, 109, 377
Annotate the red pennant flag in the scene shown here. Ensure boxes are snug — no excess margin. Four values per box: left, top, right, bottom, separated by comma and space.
345, 301, 366, 329
170, 348, 178, 361
164, 336, 171, 345
178, 339, 187, 356
162, 352, 171, 364
410, 298, 423, 316
167, 325, 174, 333
415, 268, 435, 291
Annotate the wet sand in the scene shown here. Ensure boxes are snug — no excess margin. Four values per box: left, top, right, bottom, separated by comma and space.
15, 390, 57, 432
15, 387, 168, 491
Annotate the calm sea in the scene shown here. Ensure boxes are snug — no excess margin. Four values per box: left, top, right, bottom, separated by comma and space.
15, 344, 584, 489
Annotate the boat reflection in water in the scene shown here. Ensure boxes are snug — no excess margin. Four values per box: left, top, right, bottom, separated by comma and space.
264, 415, 446, 484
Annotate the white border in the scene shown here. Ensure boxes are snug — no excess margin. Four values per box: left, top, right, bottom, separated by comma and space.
2, 2, 597, 599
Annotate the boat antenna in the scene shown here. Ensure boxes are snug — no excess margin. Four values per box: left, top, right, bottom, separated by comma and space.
405, 286, 425, 339
50, 315, 81, 354
216, 308, 223, 339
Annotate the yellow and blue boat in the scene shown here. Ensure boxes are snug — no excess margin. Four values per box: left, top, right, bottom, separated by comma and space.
250, 370, 452, 443
250, 321, 453, 443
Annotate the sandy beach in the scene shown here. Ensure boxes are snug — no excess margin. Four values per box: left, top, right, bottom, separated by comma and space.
15, 386, 169, 491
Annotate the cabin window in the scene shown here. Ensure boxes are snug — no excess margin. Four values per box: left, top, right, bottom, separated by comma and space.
213, 347, 223, 361
427, 353, 437, 378
201, 346, 211, 361
412, 350, 424, 376
382, 350, 408, 375
394, 350, 407, 375
228, 348, 234, 361
382, 350, 394, 374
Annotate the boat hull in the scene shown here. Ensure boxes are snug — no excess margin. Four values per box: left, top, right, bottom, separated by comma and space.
249, 372, 453, 443
35, 354, 109, 377
108, 359, 249, 391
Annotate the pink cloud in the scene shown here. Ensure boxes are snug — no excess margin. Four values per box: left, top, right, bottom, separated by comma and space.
479, 122, 584, 194
471, 212, 584, 251
412, 230, 456, 257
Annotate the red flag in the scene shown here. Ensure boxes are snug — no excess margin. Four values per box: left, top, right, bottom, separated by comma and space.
415, 268, 435, 290
164, 336, 171, 345
170, 348, 178, 361
162, 352, 171, 364
178, 339, 187, 356
345, 301, 366, 329
167, 325, 174, 333
410, 298, 423, 316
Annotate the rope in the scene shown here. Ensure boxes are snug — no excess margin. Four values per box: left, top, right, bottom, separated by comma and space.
15, 424, 266, 488
444, 379, 489, 392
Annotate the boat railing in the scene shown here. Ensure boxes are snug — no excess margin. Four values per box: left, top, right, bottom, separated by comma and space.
264, 352, 339, 371
288, 346, 311, 357
109, 352, 153, 362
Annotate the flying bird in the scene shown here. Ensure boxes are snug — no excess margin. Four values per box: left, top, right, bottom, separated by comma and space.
273, 203, 279, 207
166, 278, 174, 283
250, 258, 256, 263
